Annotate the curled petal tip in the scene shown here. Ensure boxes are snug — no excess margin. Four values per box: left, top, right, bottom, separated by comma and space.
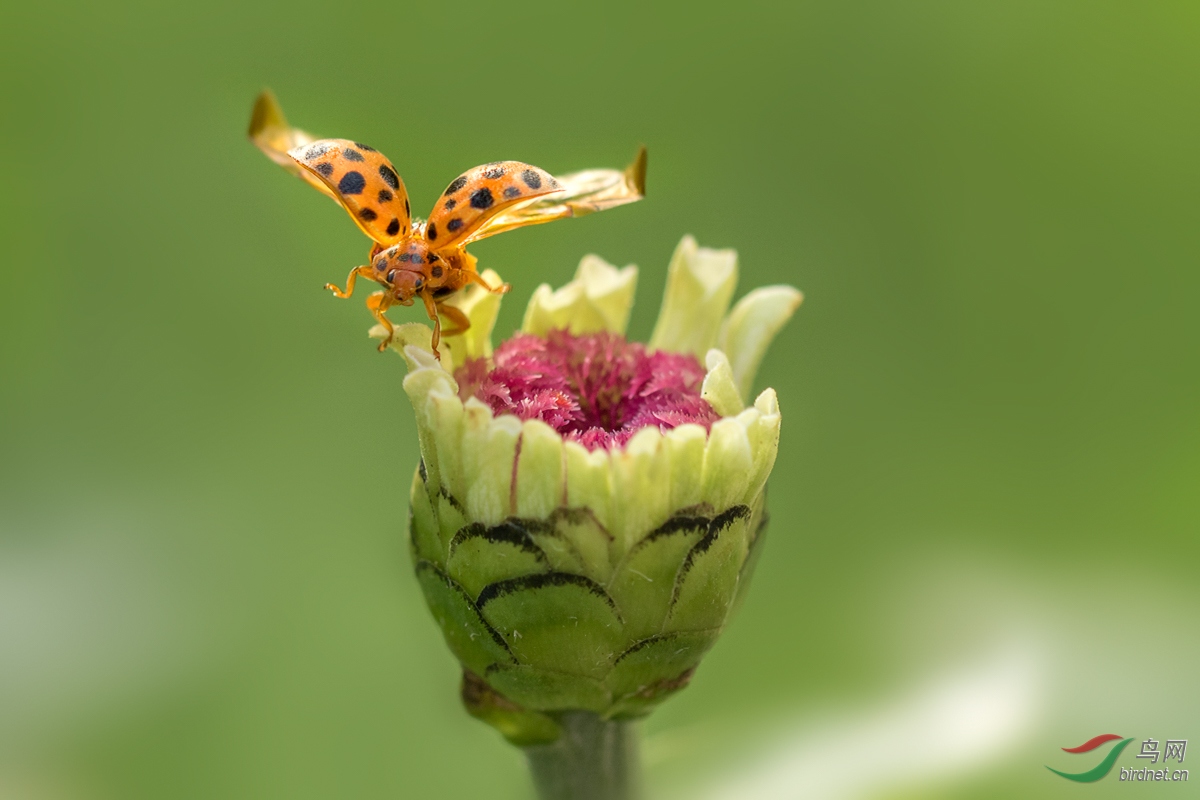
522, 255, 638, 336
649, 236, 739, 360
719, 285, 803, 400
701, 349, 745, 418
753, 387, 780, 416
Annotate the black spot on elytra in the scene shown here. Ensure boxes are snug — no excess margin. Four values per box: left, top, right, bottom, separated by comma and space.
304, 143, 330, 160
520, 169, 542, 189
354, 142, 377, 152
444, 176, 467, 196
343, 148, 365, 162
444, 198, 457, 211
314, 162, 334, 177
404, 199, 410, 216
504, 186, 521, 199
447, 218, 463, 232
359, 208, 378, 222
375, 258, 388, 271
433, 286, 454, 298
431, 265, 443, 278
427, 222, 438, 240
386, 218, 400, 236
378, 189, 393, 204
338, 171, 366, 195
483, 166, 505, 179
470, 188, 494, 209
378, 164, 400, 190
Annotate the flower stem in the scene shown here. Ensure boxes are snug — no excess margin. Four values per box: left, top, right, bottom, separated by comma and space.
524, 712, 641, 800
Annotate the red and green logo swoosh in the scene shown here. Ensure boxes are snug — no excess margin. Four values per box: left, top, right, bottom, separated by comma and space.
1047, 734, 1134, 782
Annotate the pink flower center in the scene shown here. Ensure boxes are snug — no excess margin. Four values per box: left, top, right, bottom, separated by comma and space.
455, 330, 720, 450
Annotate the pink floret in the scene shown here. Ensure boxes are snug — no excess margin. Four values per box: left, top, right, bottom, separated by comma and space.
455, 330, 720, 450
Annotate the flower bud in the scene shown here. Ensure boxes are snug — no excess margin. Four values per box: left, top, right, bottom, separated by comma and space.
381, 238, 800, 742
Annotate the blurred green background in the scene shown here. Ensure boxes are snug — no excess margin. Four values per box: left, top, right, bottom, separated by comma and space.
2, 1, 1197, 798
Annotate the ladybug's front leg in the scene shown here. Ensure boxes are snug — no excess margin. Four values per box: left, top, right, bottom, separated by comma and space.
365, 291, 395, 352
325, 265, 373, 299
419, 291, 444, 357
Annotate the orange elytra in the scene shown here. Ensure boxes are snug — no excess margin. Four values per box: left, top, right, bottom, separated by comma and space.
248, 91, 647, 355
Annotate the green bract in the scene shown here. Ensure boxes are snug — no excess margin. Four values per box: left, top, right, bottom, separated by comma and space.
378, 236, 801, 744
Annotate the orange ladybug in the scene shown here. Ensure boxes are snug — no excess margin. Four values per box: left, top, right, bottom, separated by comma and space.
248, 91, 647, 354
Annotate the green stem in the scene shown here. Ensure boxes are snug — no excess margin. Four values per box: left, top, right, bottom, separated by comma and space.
523, 712, 641, 800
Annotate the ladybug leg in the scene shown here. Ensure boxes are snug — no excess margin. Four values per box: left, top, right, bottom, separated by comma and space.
325, 265, 373, 299
437, 302, 472, 339
419, 290, 444, 357
365, 291, 395, 352
465, 270, 510, 295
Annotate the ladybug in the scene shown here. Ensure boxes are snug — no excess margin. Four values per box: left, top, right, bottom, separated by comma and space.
249, 91, 646, 354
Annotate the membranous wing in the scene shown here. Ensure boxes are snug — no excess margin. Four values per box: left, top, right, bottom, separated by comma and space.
247, 90, 337, 201
467, 146, 647, 242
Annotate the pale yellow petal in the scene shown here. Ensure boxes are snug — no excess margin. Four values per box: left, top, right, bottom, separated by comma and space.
574, 255, 639, 335
743, 388, 782, 506
522, 255, 638, 336
699, 417, 753, 512
460, 402, 522, 525
609, 427, 670, 553
424, 386, 466, 503
664, 424, 708, 511
397, 360, 458, 495
718, 285, 803, 400
372, 322, 456, 370
563, 441, 615, 545
514, 419, 566, 519
700, 349, 745, 417
649, 235, 738, 360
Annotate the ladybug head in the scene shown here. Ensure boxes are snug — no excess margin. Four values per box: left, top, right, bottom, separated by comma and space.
386, 268, 425, 304
372, 241, 431, 304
